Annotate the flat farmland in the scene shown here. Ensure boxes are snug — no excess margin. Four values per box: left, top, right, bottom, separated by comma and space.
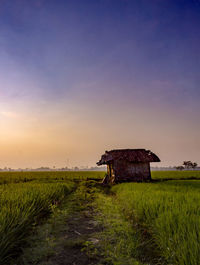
0, 171, 105, 185
0, 171, 199, 265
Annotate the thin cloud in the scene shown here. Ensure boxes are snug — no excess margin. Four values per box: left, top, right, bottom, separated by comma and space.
0, 111, 20, 119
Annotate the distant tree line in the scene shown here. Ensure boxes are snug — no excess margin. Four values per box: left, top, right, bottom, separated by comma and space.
0, 166, 106, 172
175, 161, 198, 170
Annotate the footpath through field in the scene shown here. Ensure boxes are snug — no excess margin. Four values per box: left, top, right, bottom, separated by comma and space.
2, 171, 200, 265
15, 180, 161, 265
13, 174, 200, 265
15, 181, 105, 265
38, 181, 103, 265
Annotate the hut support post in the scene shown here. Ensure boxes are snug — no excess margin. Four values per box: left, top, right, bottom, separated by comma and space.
148, 163, 151, 181
102, 164, 112, 184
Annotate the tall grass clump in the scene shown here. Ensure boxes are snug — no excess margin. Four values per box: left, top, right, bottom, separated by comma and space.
0, 182, 74, 264
112, 180, 200, 265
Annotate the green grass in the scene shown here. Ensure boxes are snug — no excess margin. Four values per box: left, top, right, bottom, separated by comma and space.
111, 180, 200, 265
0, 171, 104, 264
95, 193, 142, 265
0, 170, 200, 264
151, 170, 200, 180
0, 170, 199, 185
14, 192, 78, 265
0, 181, 74, 264
0, 171, 105, 185
16, 180, 104, 265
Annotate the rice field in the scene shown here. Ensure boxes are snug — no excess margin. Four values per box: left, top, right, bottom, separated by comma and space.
0, 170, 199, 185
151, 170, 200, 180
0, 171, 105, 185
0, 170, 199, 264
0, 179, 74, 264
111, 179, 200, 265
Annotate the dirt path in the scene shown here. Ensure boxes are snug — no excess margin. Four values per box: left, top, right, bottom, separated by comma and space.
46, 210, 101, 265
39, 181, 103, 265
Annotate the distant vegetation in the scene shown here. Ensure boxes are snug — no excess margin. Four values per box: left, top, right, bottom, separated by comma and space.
0, 166, 106, 172
175, 160, 198, 170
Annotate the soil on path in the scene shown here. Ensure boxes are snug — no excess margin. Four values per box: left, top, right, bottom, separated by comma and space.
40, 182, 103, 265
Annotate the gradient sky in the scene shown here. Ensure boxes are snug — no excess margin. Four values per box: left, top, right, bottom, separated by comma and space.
0, 0, 200, 168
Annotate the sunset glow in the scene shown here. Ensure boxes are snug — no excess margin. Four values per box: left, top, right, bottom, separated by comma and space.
0, 0, 199, 168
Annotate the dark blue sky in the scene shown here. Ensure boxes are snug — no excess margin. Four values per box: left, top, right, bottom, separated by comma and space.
0, 0, 200, 167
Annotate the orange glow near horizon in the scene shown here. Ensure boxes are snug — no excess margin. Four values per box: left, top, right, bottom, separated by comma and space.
0, 99, 199, 168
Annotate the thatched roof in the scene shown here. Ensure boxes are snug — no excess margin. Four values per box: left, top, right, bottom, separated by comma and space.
97, 149, 160, 165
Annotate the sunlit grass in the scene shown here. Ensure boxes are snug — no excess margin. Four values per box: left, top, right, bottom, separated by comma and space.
0, 171, 105, 185
0, 170, 200, 264
0, 182, 74, 264
112, 180, 200, 265
151, 170, 200, 180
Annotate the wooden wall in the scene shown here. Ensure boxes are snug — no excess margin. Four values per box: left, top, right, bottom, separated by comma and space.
110, 160, 151, 182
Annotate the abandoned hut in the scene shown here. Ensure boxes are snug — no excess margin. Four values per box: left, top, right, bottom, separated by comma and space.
97, 149, 160, 184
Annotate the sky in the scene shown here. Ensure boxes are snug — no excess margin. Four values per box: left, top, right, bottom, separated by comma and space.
0, 0, 200, 168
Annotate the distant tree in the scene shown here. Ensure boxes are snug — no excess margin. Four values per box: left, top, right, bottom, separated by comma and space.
183, 161, 198, 170
192, 162, 198, 169
183, 161, 193, 169
175, 166, 184, 171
